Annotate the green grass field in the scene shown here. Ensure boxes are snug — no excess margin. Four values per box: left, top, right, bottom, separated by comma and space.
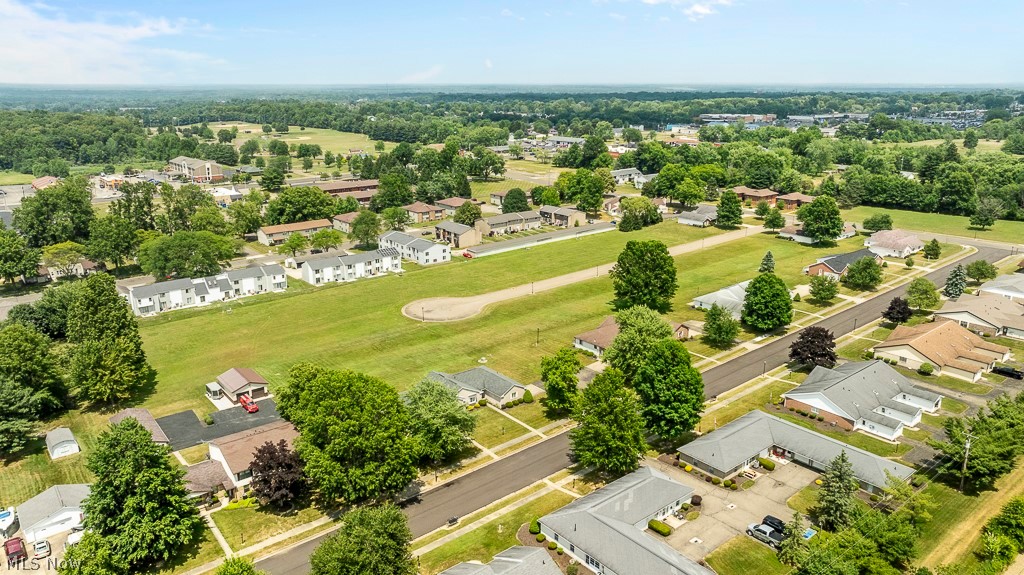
706, 536, 790, 575
469, 179, 541, 202
0, 171, 33, 185
473, 408, 530, 449
210, 500, 326, 551
418, 491, 574, 575
843, 206, 1024, 245
787, 483, 821, 514
878, 138, 1010, 155
223, 123, 396, 155
770, 411, 912, 458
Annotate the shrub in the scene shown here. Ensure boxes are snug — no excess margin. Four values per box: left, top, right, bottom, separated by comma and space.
548, 541, 558, 550
691, 495, 702, 506
203, 414, 215, 425
712, 477, 721, 485
478, 399, 487, 407
882, 261, 889, 268
686, 511, 701, 521
870, 494, 880, 502
758, 457, 776, 471
723, 479, 732, 488
912, 476, 926, 488
515, 398, 523, 406
906, 257, 914, 269
523, 390, 534, 403
536, 533, 546, 543
557, 547, 564, 555
793, 293, 802, 302
529, 520, 541, 535
817, 415, 824, 421
705, 475, 712, 482
863, 350, 875, 360
730, 483, 739, 490
682, 503, 692, 511
567, 565, 579, 575
503, 402, 512, 409
684, 465, 693, 472
648, 519, 672, 536
918, 363, 934, 376
788, 407, 795, 411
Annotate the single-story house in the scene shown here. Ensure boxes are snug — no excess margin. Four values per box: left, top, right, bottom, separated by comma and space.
211, 187, 244, 206
779, 222, 857, 244
31, 175, 59, 191
257, 219, 334, 246
45, 428, 80, 460
777, 192, 816, 210
427, 367, 528, 406
378, 231, 450, 265
693, 280, 750, 319
16, 484, 90, 543
299, 248, 403, 285
610, 167, 643, 186
538, 205, 586, 227
979, 274, 1024, 304
317, 179, 379, 200
439, 546, 561, 575
331, 211, 359, 234
782, 361, 942, 441
546, 135, 586, 148
873, 320, 1011, 382
435, 220, 482, 249
677, 204, 718, 227
109, 408, 170, 445
209, 420, 298, 490
539, 467, 713, 575
677, 411, 914, 493
435, 197, 470, 216
475, 211, 542, 236
864, 229, 924, 258
25, 259, 107, 285
804, 248, 883, 280
489, 190, 509, 206
733, 186, 778, 204
935, 294, 1024, 340
402, 201, 446, 224
183, 460, 234, 501
573, 316, 697, 358
208, 367, 269, 402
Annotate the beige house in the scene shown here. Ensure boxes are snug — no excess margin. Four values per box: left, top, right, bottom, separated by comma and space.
257, 219, 334, 246
209, 421, 298, 491
873, 320, 1011, 382
435, 220, 482, 249
402, 201, 446, 223
935, 294, 1024, 340
539, 205, 586, 227
865, 229, 924, 258
168, 156, 224, 183
206, 367, 270, 402
573, 316, 699, 358
435, 197, 470, 216
475, 211, 542, 236
331, 212, 359, 234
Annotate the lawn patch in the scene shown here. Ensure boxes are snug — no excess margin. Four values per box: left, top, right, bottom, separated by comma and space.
210, 500, 327, 551
787, 483, 820, 514
177, 443, 209, 465
843, 206, 1024, 246
473, 408, 531, 449
706, 535, 790, 575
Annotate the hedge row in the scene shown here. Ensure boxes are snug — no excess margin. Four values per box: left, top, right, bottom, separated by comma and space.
758, 457, 776, 471
648, 519, 672, 536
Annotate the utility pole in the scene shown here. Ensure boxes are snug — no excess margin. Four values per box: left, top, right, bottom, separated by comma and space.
960, 433, 974, 493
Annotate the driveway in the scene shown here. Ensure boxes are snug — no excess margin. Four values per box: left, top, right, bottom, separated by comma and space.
155, 399, 283, 451
649, 459, 818, 562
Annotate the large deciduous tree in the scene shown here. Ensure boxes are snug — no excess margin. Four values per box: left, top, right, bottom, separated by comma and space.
14, 176, 94, 247
763, 207, 786, 231
138, 231, 237, 279
702, 303, 740, 348
569, 368, 647, 474
109, 181, 157, 231
83, 418, 202, 570
809, 275, 839, 303
632, 339, 704, 438
965, 260, 998, 283
0, 224, 40, 284
604, 306, 673, 381
156, 184, 216, 234
41, 241, 87, 278
350, 211, 381, 247
310, 504, 415, 575
277, 364, 417, 504
501, 188, 530, 213
88, 216, 139, 268
540, 347, 582, 413
609, 240, 677, 312
309, 228, 344, 252
742, 273, 793, 332
278, 233, 309, 257
266, 186, 337, 225
404, 378, 476, 463
862, 213, 893, 232
906, 278, 940, 310
453, 202, 482, 226
249, 439, 307, 509
716, 190, 743, 228
796, 196, 844, 243
789, 326, 837, 368
843, 257, 884, 291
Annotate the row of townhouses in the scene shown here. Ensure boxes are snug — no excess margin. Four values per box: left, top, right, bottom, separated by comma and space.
298, 248, 403, 285
123, 265, 287, 316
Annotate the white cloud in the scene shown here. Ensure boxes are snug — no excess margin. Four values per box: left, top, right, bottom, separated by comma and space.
609, 12, 627, 20
500, 7, 525, 21
635, 0, 733, 21
399, 65, 443, 83
0, 0, 221, 83
484, 59, 493, 69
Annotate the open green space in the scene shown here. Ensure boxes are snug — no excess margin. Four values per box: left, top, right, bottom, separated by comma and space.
503, 399, 556, 431
878, 138, 1010, 154
842, 206, 1024, 245
769, 411, 912, 458
700, 380, 796, 432
892, 365, 992, 396
0, 171, 33, 185
469, 178, 541, 202
705, 535, 790, 575
473, 408, 531, 449
177, 443, 209, 465
224, 123, 396, 155
787, 483, 821, 514
210, 500, 327, 551
151, 525, 223, 575
504, 159, 568, 176
418, 490, 574, 575
412, 483, 547, 551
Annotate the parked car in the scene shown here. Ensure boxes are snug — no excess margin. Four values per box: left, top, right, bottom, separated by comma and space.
746, 523, 783, 548
33, 540, 51, 559
4, 538, 27, 567
993, 366, 1024, 380
65, 531, 85, 549
421, 229, 433, 236
762, 515, 786, 533
239, 394, 259, 413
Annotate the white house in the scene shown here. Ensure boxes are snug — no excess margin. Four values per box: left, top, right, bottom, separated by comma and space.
299, 248, 403, 285
979, 274, 1024, 304
610, 168, 643, 186
427, 367, 528, 406
124, 265, 287, 316
693, 280, 751, 319
779, 222, 857, 244
45, 427, 80, 460
677, 205, 718, 227
378, 231, 451, 266
16, 484, 90, 543
864, 229, 924, 258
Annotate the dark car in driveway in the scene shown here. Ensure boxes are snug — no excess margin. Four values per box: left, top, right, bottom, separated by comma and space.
5, 538, 27, 567
993, 366, 1024, 380
762, 515, 786, 533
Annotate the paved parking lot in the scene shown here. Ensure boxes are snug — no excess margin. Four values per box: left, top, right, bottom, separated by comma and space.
648, 458, 819, 562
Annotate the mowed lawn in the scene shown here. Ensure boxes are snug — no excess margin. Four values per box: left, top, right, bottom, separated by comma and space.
223, 123, 397, 154
705, 536, 789, 575
842, 206, 1024, 245
469, 179, 541, 202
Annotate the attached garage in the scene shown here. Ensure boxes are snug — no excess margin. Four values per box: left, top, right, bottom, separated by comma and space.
16, 484, 90, 543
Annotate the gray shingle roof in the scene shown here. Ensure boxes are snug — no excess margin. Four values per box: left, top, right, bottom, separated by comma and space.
109, 408, 170, 444
693, 280, 750, 318
439, 546, 561, 575
980, 274, 1024, 295
436, 220, 474, 234
784, 361, 941, 422
45, 427, 76, 453
678, 205, 717, 222
814, 248, 878, 274
677, 410, 914, 488
540, 467, 711, 575
16, 484, 90, 530
485, 211, 541, 226
129, 278, 196, 300
428, 367, 524, 398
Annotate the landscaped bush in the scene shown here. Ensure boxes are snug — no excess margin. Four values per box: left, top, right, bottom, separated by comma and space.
536, 533, 546, 543
723, 479, 732, 488
691, 495, 702, 506
905, 257, 914, 268
686, 511, 701, 521
548, 541, 558, 550
684, 465, 693, 472
467, 404, 476, 411
648, 519, 672, 536
711, 477, 721, 485
503, 402, 512, 409
758, 457, 776, 471
870, 494, 880, 502
730, 483, 739, 490
523, 390, 534, 403
788, 407, 795, 411
557, 547, 563, 555
478, 399, 487, 407
918, 363, 934, 376
912, 476, 926, 488
704, 475, 712, 482
882, 261, 889, 268
863, 350, 875, 360
529, 519, 541, 535
816, 415, 824, 421
567, 565, 579, 575
682, 503, 692, 511
203, 413, 215, 425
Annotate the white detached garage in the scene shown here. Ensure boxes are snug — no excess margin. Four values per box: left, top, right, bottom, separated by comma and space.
16, 484, 90, 543
45, 427, 80, 460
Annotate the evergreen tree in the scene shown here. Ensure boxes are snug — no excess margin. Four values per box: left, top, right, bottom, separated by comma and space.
569, 369, 647, 474
702, 303, 740, 348
777, 513, 809, 566
944, 264, 968, 299
742, 273, 793, 332
717, 190, 743, 228
759, 251, 776, 273
817, 451, 858, 531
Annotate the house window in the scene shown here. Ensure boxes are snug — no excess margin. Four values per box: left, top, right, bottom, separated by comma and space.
553, 533, 559, 542
899, 357, 907, 363
569, 544, 575, 553
586, 555, 601, 569
811, 407, 819, 415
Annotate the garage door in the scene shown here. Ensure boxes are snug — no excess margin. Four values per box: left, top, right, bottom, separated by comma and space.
26, 512, 82, 542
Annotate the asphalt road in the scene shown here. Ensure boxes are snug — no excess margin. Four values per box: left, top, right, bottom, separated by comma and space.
257, 239, 1011, 575
702, 242, 1010, 397
256, 432, 572, 575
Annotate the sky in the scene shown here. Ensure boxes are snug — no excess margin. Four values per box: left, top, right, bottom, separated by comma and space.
0, 0, 1021, 86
